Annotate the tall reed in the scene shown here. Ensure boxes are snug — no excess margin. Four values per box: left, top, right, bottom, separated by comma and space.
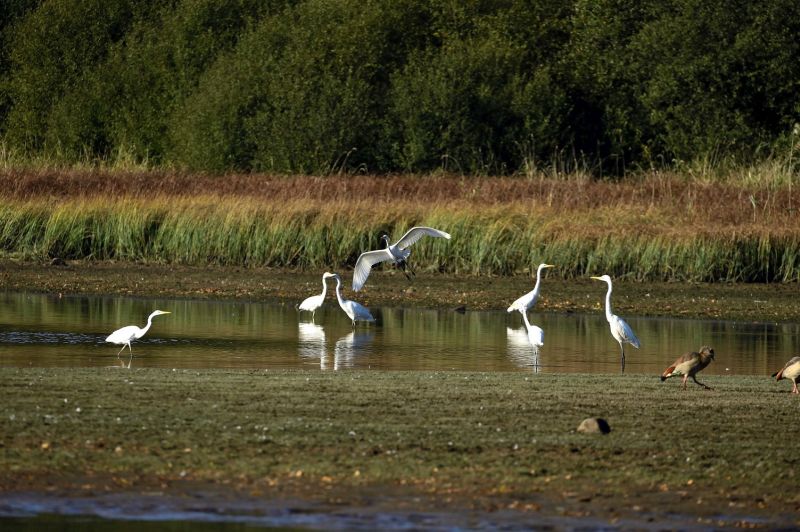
2, 191, 799, 282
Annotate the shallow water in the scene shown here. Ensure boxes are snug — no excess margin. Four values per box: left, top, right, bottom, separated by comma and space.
0, 291, 796, 375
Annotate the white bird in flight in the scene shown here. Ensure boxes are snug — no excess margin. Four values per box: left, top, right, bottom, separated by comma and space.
326, 272, 375, 326
591, 275, 640, 372
507, 263, 555, 314
352, 226, 451, 291
298, 272, 331, 321
105, 310, 171, 368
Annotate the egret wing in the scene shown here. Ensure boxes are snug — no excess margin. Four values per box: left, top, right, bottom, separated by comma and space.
105, 325, 139, 344
394, 226, 451, 250
352, 249, 393, 291
298, 294, 323, 312
612, 315, 640, 348
507, 290, 536, 313
348, 300, 375, 322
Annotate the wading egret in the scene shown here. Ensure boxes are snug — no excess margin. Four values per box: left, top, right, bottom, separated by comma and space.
352, 226, 451, 291
325, 272, 375, 326
772, 356, 800, 394
507, 263, 555, 314
661, 346, 715, 390
298, 272, 331, 321
590, 275, 640, 372
105, 310, 171, 368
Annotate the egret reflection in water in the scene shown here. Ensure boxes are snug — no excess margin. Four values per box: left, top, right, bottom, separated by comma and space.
297, 322, 328, 369
334, 330, 374, 370
506, 326, 540, 372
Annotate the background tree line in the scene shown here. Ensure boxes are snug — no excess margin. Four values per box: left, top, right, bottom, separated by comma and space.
1, 0, 798, 176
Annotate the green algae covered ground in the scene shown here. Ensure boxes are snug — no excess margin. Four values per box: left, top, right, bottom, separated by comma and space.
1, 368, 798, 527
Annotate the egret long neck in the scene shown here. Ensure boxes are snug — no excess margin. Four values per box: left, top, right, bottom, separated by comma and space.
320, 277, 328, 298
333, 277, 345, 307
138, 313, 157, 339
603, 282, 614, 321
532, 269, 543, 295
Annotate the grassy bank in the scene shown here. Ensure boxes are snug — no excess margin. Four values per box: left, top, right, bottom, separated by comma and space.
2, 170, 800, 283
0, 368, 797, 526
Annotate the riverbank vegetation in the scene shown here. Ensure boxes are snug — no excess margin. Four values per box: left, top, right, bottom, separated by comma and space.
1, 368, 797, 526
2, 169, 800, 283
1, 0, 799, 175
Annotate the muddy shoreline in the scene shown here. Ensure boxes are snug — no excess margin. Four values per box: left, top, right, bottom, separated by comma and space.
2, 258, 800, 323
1, 369, 798, 529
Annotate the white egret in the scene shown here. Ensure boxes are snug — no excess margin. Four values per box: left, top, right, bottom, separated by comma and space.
661, 346, 715, 390
105, 310, 171, 368
772, 356, 800, 394
325, 272, 375, 326
507, 263, 555, 314
590, 274, 640, 372
352, 226, 451, 291
298, 272, 331, 321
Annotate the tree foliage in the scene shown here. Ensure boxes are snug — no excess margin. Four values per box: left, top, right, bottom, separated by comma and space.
1, 0, 798, 174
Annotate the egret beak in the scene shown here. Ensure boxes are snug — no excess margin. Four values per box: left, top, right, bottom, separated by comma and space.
543, 264, 555, 269
590, 276, 602, 281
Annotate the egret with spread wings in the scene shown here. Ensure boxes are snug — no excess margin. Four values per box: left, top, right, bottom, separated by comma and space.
352, 227, 451, 291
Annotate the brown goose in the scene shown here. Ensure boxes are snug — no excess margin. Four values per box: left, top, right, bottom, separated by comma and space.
660, 346, 715, 390
771, 356, 800, 394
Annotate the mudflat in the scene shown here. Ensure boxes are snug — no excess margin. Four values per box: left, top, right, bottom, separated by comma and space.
1, 368, 798, 527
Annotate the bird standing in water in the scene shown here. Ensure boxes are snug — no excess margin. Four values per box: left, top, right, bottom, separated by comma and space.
105, 310, 171, 368
590, 274, 640, 372
298, 272, 331, 321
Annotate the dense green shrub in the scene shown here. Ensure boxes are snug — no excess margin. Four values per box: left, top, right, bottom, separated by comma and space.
1, 0, 798, 173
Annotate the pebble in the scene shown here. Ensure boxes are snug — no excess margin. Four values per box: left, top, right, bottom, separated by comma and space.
577, 417, 611, 434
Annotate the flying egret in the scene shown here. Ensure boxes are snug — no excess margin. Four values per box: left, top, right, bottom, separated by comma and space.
590, 275, 640, 372
507, 263, 555, 314
771, 356, 800, 394
105, 310, 171, 368
352, 226, 451, 291
298, 272, 331, 321
661, 346, 715, 390
325, 272, 375, 326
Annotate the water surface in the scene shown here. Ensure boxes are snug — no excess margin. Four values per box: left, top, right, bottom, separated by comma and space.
0, 292, 795, 375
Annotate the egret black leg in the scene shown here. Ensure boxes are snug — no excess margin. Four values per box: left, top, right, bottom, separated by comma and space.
620, 344, 626, 373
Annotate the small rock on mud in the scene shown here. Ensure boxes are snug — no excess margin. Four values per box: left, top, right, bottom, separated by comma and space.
577, 417, 611, 434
